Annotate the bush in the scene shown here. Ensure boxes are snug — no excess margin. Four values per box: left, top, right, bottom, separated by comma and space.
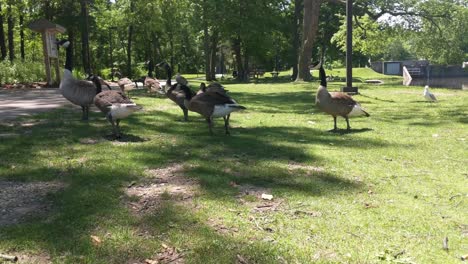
0, 60, 46, 84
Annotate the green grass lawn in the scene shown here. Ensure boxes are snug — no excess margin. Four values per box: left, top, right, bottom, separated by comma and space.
0, 69, 466, 263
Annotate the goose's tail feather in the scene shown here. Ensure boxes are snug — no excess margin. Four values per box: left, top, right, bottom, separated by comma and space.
227, 104, 246, 110
348, 105, 370, 117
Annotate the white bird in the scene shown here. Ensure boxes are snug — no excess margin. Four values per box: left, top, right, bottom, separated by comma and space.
424, 85, 437, 102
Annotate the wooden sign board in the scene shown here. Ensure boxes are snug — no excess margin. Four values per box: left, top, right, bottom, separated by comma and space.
27, 18, 66, 86
46, 31, 58, 58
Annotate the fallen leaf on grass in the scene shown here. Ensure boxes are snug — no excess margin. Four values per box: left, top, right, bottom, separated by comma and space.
236, 254, 248, 264
364, 203, 377, 209
156, 244, 185, 263
90, 235, 102, 246
261, 193, 273, 200
294, 210, 322, 217
145, 259, 158, 264
443, 237, 449, 251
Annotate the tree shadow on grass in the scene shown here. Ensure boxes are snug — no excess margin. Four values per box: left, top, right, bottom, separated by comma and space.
137, 200, 325, 263
0, 104, 381, 263
103, 133, 148, 142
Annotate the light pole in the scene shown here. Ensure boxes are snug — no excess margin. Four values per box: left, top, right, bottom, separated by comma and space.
342, 0, 358, 94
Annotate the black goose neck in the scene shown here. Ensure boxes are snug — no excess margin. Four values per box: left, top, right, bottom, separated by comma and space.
63, 43, 73, 72
319, 65, 326, 87
91, 76, 102, 94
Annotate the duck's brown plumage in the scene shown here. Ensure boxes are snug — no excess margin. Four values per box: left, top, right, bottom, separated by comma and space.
315, 65, 369, 130
157, 62, 194, 121
187, 90, 236, 118
94, 90, 133, 114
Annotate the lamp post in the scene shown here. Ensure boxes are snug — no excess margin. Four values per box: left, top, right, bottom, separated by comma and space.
342, 0, 358, 94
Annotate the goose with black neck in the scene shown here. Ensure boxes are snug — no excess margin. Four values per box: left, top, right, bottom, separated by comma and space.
57, 39, 100, 120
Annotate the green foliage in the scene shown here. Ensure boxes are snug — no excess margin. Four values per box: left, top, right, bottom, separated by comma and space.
336, 0, 468, 64
0, 60, 45, 84
408, 2, 468, 64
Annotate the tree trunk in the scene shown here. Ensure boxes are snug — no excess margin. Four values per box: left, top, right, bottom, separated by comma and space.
7, 4, 14, 62
44, 0, 53, 20
232, 36, 245, 82
126, 1, 135, 77
0, 4, 7, 60
20, 14, 25, 60
243, 48, 249, 83
296, 0, 321, 82
209, 30, 218, 81
291, 0, 302, 80
202, 4, 211, 81
80, 0, 91, 74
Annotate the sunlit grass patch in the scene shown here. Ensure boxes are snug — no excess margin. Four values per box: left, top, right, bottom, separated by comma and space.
0, 72, 466, 263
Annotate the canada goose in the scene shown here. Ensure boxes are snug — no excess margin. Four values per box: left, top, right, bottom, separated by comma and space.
178, 84, 246, 135
144, 76, 164, 95
197, 82, 229, 95
57, 39, 99, 121
175, 73, 188, 86
91, 75, 142, 138
86, 74, 112, 91
315, 64, 370, 131
424, 85, 437, 102
156, 61, 194, 121
118, 77, 137, 97
196, 83, 206, 95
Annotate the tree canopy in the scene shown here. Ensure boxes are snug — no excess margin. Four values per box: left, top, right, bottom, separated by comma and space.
0, 0, 466, 83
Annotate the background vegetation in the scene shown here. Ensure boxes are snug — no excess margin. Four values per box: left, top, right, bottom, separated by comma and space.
0, 0, 466, 84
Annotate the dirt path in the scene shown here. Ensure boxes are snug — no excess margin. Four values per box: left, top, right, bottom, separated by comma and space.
0, 88, 72, 122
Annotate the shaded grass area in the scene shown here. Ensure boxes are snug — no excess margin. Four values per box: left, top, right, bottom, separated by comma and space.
0, 74, 467, 263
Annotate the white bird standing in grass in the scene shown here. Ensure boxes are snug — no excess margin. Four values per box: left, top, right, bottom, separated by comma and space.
424, 85, 437, 102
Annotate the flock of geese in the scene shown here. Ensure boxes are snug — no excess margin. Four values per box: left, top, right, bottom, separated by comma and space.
57, 39, 437, 138
57, 40, 246, 138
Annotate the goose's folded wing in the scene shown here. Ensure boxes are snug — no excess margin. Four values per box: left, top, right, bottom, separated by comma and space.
196, 91, 235, 105
330, 92, 357, 106
74, 80, 97, 91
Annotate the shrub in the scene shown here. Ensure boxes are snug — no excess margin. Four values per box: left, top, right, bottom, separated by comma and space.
0, 60, 46, 84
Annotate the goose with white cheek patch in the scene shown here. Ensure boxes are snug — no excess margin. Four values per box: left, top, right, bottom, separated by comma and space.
91, 76, 142, 138
315, 64, 370, 131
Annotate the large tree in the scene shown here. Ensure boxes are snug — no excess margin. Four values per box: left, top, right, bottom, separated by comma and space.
296, 0, 321, 81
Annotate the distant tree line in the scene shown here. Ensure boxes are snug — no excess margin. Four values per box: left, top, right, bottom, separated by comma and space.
0, 0, 465, 82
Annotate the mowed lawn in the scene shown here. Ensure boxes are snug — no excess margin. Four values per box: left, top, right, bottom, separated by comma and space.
0, 69, 466, 263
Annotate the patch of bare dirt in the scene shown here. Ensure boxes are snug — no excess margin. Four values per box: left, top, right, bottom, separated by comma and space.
143, 243, 185, 264
1, 252, 52, 264
234, 184, 284, 214
125, 164, 199, 214
1, 82, 48, 90
0, 181, 65, 227
79, 138, 103, 145
207, 217, 239, 235
286, 162, 325, 176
